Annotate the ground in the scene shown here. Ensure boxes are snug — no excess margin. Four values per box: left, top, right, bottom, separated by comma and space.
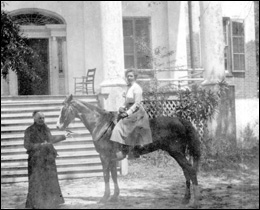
1, 154, 259, 209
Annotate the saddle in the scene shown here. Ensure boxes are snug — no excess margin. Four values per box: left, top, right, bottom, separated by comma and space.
92, 111, 118, 142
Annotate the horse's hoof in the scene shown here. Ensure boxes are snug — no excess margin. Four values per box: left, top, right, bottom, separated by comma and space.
190, 200, 200, 209
108, 196, 119, 202
98, 196, 109, 203
181, 198, 190, 205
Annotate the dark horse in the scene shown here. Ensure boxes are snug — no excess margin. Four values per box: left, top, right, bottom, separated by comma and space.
56, 94, 201, 207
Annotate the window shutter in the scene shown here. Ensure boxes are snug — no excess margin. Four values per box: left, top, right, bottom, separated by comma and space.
223, 17, 232, 73
231, 20, 245, 71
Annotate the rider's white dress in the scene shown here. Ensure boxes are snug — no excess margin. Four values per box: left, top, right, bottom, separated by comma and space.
110, 82, 153, 146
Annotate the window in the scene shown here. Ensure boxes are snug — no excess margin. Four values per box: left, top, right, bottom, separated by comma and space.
223, 17, 245, 73
12, 12, 64, 25
123, 18, 151, 69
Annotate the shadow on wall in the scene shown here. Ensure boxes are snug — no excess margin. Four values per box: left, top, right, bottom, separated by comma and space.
207, 85, 237, 155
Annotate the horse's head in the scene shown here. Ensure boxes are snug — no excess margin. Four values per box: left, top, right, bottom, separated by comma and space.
56, 94, 77, 130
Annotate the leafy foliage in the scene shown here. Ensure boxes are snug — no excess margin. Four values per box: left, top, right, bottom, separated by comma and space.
1, 3, 39, 80
175, 80, 229, 123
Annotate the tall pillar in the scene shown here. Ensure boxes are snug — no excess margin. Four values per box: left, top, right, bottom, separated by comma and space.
51, 36, 59, 95
199, 2, 236, 154
200, 1, 225, 85
189, 1, 201, 68
167, 1, 188, 82
62, 39, 69, 94
99, 1, 126, 111
99, 1, 128, 175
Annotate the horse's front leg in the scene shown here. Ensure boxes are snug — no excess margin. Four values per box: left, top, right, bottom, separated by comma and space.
108, 159, 120, 202
99, 154, 111, 203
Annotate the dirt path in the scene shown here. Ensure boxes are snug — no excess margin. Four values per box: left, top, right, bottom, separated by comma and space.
1, 159, 259, 209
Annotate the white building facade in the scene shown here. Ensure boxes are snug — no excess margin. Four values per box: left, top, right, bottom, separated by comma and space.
1, 1, 257, 100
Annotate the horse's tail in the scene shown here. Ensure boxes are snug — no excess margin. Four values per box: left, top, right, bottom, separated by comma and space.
180, 119, 201, 172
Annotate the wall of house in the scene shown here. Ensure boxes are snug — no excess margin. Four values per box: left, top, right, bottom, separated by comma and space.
83, 2, 104, 94
5, 1, 105, 95
5, 1, 256, 98
222, 1, 257, 98
235, 98, 259, 146
5, 1, 188, 95
122, 1, 188, 80
185, 1, 257, 98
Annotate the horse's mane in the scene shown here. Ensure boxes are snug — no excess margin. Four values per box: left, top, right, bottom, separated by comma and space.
74, 99, 109, 115
72, 99, 117, 143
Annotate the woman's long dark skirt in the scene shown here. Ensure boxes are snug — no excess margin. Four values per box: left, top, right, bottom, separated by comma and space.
25, 145, 64, 209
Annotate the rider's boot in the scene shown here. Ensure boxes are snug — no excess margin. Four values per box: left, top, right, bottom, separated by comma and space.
113, 143, 130, 161
128, 145, 141, 160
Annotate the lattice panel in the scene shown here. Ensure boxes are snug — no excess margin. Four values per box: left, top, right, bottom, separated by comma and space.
142, 100, 178, 118
142, 100, 207, 142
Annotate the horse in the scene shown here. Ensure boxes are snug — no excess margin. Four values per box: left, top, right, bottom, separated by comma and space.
56, 94, 201, 207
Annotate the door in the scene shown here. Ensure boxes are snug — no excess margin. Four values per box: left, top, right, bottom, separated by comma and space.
18, 39, 49, 95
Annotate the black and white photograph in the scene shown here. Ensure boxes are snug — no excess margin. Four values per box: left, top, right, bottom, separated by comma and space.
1, 1, 259, 209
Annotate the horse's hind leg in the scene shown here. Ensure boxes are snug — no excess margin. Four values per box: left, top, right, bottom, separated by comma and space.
169, 151, 200, 207
99, 155, 111, 203
183, 172, 191, 204
108, 160, 120, 202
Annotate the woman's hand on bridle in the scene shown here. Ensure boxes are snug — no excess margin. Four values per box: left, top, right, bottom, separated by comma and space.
65, 132, 72, 138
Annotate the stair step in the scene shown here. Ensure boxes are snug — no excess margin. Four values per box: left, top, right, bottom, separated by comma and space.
1, 157, 102, 168
0, 95, 118, 184
1, 172, 105, 183
1, 95, 98, 102
1, 121, 85, 130
1, 117, 82, 125
1, 147, 97, 157
1, 127, 89, 136
1, 150, 99, 161
1, 101, 98, 112
1, 106, 61, 113
1, 143, 96, 154
1, 164, 104, 176
1, 136, 94, 146
1, 99, 98, 105
1, 130, 90, 140
1, 111, 60, 118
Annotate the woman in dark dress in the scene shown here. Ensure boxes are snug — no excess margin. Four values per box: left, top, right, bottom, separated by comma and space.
24, 111, 68, 209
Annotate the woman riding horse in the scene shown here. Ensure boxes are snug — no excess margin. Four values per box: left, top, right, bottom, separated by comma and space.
111, 68, 152, 161
56, 94, 201, 207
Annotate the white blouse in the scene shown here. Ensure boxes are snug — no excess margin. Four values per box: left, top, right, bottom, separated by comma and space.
123, 82, 143, 116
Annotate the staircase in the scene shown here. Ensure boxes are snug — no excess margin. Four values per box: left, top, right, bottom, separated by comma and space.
1, 95, 107, 183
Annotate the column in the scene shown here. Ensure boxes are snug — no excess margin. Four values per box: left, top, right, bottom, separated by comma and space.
200, 1, 225, 85
190, 1, 201, 68
167, 1, 188, 82
51, 36, 59, 95
99, 1, 126, 111
199, 2, 236, 154
62, 38, 69, 94
99, 1, 128, 175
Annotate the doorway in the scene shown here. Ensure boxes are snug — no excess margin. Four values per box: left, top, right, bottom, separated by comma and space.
18, 39, 49, 95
